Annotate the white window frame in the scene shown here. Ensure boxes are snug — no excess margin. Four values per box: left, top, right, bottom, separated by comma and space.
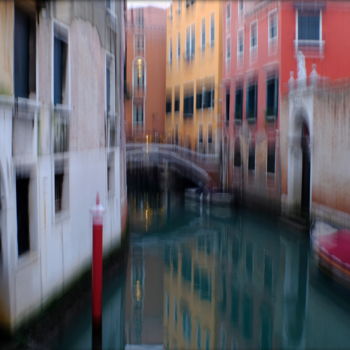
250, 21, 258, 51
237, 28, 244, 59
52, 20, 71, 108
132, 57, 146, 89
105, 52, 115, 115
106, 0, 116, 18
295, 8, 323, 49
185, 24, 195, 61
268, 10, 278, 45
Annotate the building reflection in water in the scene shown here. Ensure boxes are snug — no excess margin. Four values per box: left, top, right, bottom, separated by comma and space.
125, 194, 310, 349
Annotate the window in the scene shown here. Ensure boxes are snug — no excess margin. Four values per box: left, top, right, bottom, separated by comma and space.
169, 38, 173, 65
226, 88, 230, 122
237, 29, 244, 57
266, 76, 278, 119
197, 324, 202, 350
185, 25, 195, 61
54, 161, 66, 214
238, 0, 244, 15
107, 153, 113, 194
54, 25, 68, 105
169, 5, 173, 20
177, 33, 181, 61
208, 126, 212, 144
226, 37, 231, 61
196, 90, 202, 109
248, 141, 255, 171
16, 173, 30, 256
133, 58, 145, 88
226, 3, 231, 28
166, 98, 172, 114
269, 12, 278, 41
198, 126, 203, 144
186, 0, 196, 8
234, 86, 243, 121
191, 24, 195, 57
267, 141, 275, 174
246, 82, 257, 122
203, 88, 214, 109
250, 22, 258, 50
177, 0, 181, 14
201, 18, 206, 51
210, 14, 215, 47
184, 94, 194, 117
136, 8, 144, 27
133, 103, 144, 126
174, 95, 180, 112
14, 6, 36, 99
106, 56, 111, 113
135, 34, 144, 53
297, 10, 321, 41
234, 139, 241, 167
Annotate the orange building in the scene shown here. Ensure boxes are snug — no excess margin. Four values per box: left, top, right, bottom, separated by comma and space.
125, 7, 166, 143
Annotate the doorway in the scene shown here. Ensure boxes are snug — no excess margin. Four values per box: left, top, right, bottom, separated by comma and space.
300, 123, 310, 218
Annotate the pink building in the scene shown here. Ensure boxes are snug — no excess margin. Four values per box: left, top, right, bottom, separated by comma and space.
221, 0, 350, 212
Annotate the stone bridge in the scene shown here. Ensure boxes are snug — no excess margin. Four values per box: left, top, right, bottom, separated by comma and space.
126, 143, 220, 188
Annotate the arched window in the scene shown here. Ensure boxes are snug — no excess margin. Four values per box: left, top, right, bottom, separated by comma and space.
133, 57, 145, 88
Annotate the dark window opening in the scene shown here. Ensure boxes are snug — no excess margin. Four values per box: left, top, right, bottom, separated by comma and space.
266, 77, 278, 118
298, 10, 320, 41
198, 127, 203, 144
106, 60, 111, 113
14, 7, 36, 99
55, 170, 64, 213
246, 83, 257, 122
196, 92, 202, 109
226, 89, 230, 122
234, 139, 241, 167
54, 32, 68, 105
184, 95, 194, 117
208, 127, 212, 144
166, 99, 172, 114
174, 97, 180, 112
235, 87, 243, 121
248, 142, 255, 171
16, 174, 30, 256
203, 89, 214, 109
267, 141, 275, 174
181, 250, 192, 282
133, 104, 144, 125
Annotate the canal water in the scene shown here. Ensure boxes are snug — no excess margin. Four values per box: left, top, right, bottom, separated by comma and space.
56, 191, 350, 350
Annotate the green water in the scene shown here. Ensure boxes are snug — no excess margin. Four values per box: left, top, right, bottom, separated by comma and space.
57, 192, 350, 350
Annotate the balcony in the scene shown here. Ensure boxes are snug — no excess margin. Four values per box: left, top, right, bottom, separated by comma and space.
12, 98, 39, 158
52, 105, 70, 154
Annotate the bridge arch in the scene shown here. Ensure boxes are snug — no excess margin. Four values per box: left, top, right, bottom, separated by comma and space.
126, 144, 217, 188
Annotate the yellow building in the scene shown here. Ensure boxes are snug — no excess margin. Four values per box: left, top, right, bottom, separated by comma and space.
165, 0, 222, 154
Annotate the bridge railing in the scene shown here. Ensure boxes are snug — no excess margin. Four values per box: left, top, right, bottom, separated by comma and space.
126, 143, 219, 165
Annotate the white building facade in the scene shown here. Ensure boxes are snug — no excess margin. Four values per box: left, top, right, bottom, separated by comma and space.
0, 0, 127, 331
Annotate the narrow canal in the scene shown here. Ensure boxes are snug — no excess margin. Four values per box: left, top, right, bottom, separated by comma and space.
55, 190, 350, 350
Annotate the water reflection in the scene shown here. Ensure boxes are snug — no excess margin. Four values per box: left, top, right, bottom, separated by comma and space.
125, 193, 350, 350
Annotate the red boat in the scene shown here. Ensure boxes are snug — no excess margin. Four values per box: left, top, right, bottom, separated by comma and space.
314, 229, 350, 284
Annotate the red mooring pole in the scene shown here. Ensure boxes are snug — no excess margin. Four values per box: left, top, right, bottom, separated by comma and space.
91, 193, 104, 349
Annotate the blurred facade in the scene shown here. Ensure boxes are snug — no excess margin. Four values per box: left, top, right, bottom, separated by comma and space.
0, 0, 126, 330
221, 0, 350, 212
165, 0, 222, 154
125, 6, 166, 143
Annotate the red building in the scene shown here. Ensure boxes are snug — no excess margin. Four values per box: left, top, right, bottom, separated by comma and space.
221, 0, 350, 209
125, 6, 166, 143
